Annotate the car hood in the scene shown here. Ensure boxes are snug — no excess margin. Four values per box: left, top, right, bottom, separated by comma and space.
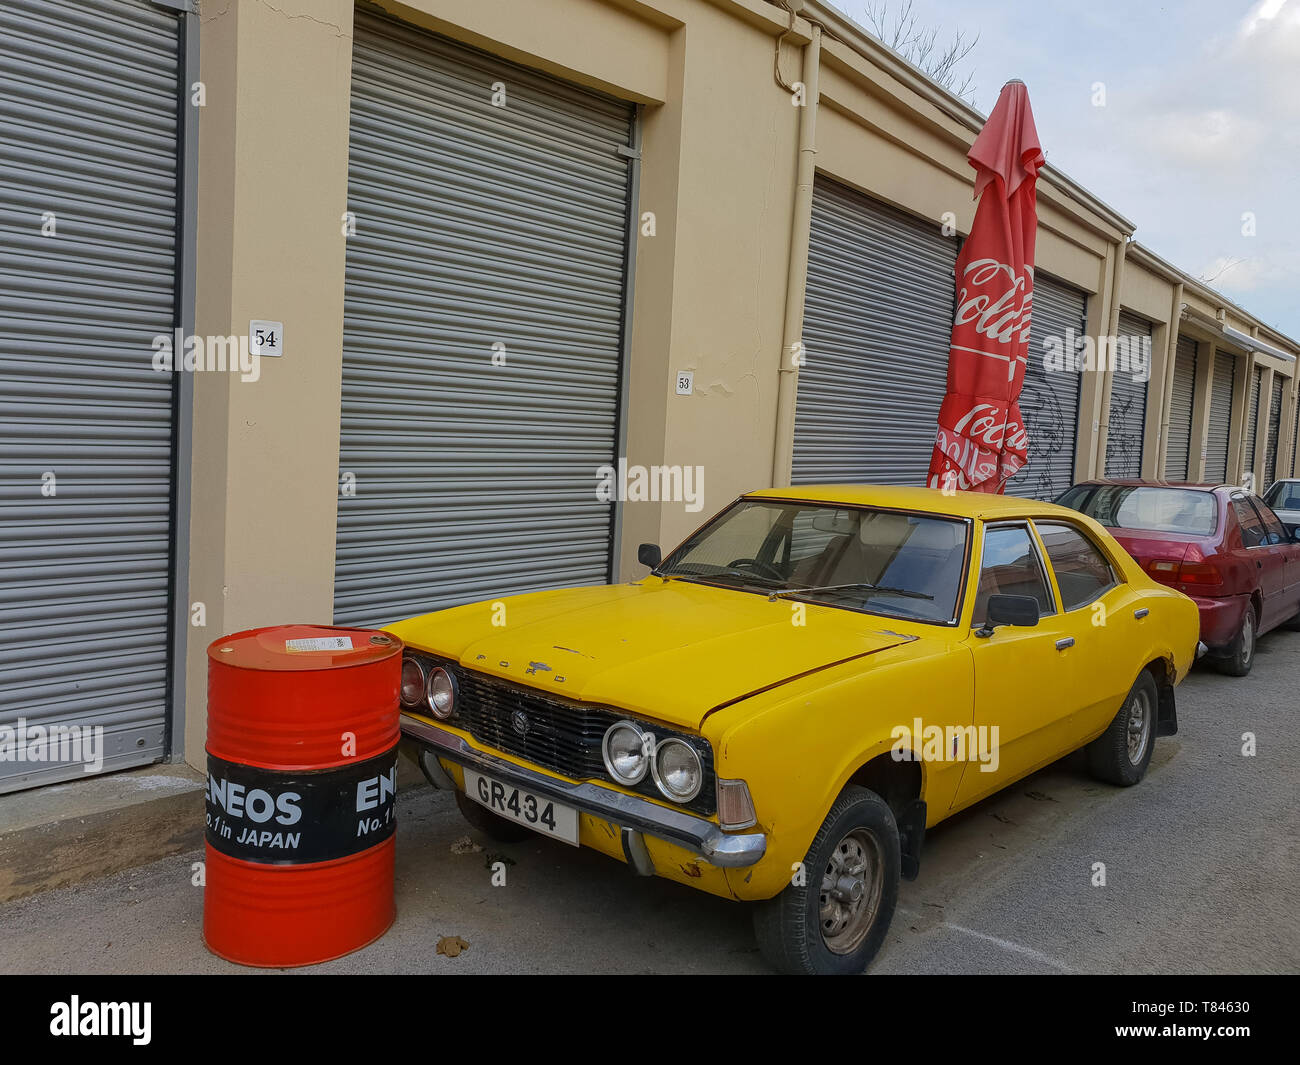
386, 579, 919, 730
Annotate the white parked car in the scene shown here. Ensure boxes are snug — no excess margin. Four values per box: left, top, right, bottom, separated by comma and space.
1262, 480, 1300, 532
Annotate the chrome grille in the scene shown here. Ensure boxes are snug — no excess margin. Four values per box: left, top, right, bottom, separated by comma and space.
419, 657, 715, 816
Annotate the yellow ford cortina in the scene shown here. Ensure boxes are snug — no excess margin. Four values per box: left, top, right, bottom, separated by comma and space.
389, 485, 1201, 974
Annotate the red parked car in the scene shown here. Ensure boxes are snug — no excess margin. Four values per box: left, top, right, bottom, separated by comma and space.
1056, 480, 1300, 676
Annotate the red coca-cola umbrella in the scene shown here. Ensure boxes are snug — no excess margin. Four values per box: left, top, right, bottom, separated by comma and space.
927, 79, 1044, 494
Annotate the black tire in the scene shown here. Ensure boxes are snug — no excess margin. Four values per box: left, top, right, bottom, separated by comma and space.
1216, 603, 1257, 677
453, 789, 535, 843
1086, 670, 1158, 786
753, 786, 899, 975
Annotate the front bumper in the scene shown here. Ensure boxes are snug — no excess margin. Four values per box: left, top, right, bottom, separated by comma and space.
401, 714, 767, 869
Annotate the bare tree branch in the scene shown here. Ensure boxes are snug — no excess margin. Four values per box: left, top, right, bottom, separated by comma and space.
1199, 258, 1245, 285
859, 1, 979, 102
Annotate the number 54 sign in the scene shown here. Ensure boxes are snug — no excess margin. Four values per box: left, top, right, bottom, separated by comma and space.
250, 320, 284, 357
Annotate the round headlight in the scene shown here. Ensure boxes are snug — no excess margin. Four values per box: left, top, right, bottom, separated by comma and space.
652, 738, 703, 802
602, 721, 649, 785
400, 658, 426, 708
426, 667, 457, 719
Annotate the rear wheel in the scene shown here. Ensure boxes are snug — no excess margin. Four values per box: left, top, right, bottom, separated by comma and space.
1086, 670, 1157, 786
753, 786, 899, 975
1217, 603, 1257, 677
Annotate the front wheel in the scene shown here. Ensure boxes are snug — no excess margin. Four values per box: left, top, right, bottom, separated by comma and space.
1086, 670, 1158, 786
753, 786, 899, 975
1216, 603, 1257, 677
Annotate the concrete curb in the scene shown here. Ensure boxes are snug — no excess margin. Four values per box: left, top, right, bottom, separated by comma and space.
0, 764, 206, 904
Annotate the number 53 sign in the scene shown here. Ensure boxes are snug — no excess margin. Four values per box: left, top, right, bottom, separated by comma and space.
250, 320, 284, 357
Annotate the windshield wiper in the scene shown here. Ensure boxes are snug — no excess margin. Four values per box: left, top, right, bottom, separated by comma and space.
766, 581, 934, 603
663, 567, 786, 588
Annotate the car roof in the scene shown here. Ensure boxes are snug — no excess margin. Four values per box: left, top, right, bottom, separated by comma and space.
746, 484, 1086, 521
1073, 478, 1231, 492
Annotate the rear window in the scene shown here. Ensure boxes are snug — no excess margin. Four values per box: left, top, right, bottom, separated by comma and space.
1062, 485, 1219, 537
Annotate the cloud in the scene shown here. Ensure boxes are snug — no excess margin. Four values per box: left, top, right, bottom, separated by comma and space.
1141, 108, 1267, 169
1239, 0, 1296, 41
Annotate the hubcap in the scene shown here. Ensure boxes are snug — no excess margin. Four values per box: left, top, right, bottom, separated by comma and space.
818, 828, 884, 955
1126, 689, 1152, 765
1240, 611, 1254, 666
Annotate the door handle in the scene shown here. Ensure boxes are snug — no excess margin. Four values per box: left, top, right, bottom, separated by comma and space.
1055, 637, 1075, 651
1134, 607, 1149, 620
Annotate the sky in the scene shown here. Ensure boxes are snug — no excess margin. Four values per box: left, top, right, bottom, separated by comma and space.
830, 0, 1300, 339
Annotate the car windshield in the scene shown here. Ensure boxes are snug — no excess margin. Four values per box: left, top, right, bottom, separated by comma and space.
1264, 481, 1300, 511
658, 499, 968, 624
1060, 485, 1218, 536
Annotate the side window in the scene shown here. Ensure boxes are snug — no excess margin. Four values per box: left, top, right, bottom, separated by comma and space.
1231, 496, 1266, 548
973, 524, 1054, 625
1250, 499, 1288, 545
1035, 522, 1118, 611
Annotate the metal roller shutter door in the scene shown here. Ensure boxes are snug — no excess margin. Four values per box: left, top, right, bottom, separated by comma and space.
1163, 337, 1197, 481
1204, 352, 1236, 484
791, 179, 958, 485
1244, 367, 1262, 478
1005, 275, 1086, 500
1103, 310, 1152, 478
0, 0, 181, 792
1264, 381, 1283, 484
335, 11, 634, 628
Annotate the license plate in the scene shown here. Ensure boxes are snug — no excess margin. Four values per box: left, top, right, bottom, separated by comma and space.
463, 769, 579, 846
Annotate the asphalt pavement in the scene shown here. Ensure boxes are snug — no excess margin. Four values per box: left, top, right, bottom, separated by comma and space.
2, 628, 1297, 975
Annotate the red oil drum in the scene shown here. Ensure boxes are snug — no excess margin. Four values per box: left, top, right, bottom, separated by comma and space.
203, 624, 403, 967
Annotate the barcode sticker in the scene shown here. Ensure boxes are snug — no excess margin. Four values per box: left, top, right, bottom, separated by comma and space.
285, 636, 353, 652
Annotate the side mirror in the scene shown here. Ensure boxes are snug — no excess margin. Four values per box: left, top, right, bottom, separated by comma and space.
1291, 527, 1300, 543
637, 543, 662, 570
976, 594, 1040, 638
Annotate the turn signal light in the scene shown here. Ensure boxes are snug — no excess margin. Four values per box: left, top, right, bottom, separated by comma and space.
716, 778, 757, 830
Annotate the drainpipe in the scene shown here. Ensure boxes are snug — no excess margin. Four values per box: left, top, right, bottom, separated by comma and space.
771, 19, 822, 487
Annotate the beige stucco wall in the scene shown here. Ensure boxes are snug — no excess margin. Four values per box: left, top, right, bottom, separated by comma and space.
178, 0, 1300, 770
185, 0, 356, 766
